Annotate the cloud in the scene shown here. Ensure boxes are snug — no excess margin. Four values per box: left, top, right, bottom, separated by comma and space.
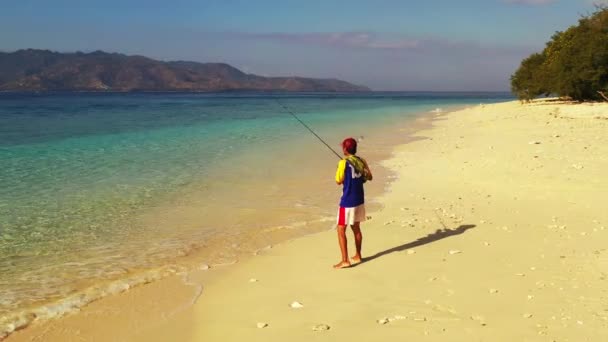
590, 0, 608, 5
223, 31, 420, 50
190, 30, 539, 91
219, 30, 534, 57
503, 0, 555, 5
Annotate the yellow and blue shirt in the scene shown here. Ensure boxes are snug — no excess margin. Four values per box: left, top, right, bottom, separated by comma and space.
335, 157, 366, 208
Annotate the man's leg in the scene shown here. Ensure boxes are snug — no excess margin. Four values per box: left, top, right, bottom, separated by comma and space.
351, 222, 362, 263
333, 224, 350, 269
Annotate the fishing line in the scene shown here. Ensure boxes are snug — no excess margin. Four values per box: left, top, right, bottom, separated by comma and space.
277, 97, 444, 232
275, 98, 342, 160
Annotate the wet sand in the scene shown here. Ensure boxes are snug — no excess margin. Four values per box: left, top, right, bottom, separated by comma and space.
7, 99, 608, 341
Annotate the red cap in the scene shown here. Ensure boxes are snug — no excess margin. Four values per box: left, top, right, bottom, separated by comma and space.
342, 137, 357, 154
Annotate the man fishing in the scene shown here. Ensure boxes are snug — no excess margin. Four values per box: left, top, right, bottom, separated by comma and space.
334, 137, 372, 269
275, 101, 372, 268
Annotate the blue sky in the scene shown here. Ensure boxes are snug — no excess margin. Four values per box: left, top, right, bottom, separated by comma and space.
1, 0, 605, 91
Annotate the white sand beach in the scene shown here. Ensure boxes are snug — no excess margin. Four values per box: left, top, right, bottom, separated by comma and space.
7, 99, 608, 341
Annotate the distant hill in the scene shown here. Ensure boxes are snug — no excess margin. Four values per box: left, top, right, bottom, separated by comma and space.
0, 49, 370, 92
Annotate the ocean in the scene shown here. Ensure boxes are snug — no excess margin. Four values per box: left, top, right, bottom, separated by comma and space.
0, 91, 512, 336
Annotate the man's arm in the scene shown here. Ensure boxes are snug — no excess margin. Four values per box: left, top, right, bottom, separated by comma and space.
335, 159, 346, 185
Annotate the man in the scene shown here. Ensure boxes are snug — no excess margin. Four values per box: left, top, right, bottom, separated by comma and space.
334, 137, 372, 269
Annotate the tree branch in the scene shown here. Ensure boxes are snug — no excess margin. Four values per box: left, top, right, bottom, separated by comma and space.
598, 91, 608, 102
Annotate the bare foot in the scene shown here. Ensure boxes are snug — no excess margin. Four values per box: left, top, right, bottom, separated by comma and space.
333, 261, 351, 269
351, 255, 362, 264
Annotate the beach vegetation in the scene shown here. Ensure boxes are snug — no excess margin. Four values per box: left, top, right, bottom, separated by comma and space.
511, 7, 608, 102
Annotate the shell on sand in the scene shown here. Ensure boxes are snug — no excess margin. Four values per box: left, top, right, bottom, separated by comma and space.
470, 315, 487, 326
256, 322, 268, 329
377, 318, 389, 325
312, 324, 330, 331
289, 301, 304, 309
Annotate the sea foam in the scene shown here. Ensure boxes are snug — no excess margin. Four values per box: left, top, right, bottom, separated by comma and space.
0, 266, 176, 340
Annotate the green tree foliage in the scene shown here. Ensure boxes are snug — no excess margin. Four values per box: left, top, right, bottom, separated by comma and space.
511, 53, 549, 100
511, 7, 608, 101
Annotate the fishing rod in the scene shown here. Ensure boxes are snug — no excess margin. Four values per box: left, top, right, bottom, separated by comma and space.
275, 98, 343, 160
277, 97, 446, 231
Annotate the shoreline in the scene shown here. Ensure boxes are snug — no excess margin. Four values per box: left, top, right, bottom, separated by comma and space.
135, 99, 606, 341
13, 98, 606, 341
165, 98, 606, 341
2, 101, 461, 340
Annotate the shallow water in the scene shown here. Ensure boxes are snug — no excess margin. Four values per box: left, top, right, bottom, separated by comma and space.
0, 91, 512, 334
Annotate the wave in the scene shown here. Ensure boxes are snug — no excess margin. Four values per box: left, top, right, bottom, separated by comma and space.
0, 265, 179, 340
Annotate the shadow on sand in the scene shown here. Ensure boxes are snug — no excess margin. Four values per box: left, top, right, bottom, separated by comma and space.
352, 224, 476, 267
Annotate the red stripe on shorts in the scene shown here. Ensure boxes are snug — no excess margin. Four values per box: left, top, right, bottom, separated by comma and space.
338, 207, 346, 226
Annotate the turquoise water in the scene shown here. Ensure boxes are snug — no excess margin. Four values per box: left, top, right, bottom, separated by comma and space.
0, 92, 512, 335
